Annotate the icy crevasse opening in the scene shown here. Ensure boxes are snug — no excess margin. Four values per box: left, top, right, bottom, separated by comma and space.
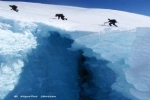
0, 17, 150, 100
3, 22, 130, 100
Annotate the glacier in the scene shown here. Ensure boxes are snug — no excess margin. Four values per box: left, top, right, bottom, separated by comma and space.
0, 1, 150, 100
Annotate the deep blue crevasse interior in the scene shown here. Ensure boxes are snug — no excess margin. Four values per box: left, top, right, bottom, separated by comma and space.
4, 31, 129, 100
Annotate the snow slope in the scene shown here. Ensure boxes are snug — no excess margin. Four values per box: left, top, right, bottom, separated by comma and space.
0, 1, 150, 100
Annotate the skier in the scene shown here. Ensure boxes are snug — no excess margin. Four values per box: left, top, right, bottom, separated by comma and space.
9, 5, 19, 12
104, 19, 118, 27
55, 14, 67, 20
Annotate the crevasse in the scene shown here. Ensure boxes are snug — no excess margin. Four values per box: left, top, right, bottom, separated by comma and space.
0, 17, 150, 100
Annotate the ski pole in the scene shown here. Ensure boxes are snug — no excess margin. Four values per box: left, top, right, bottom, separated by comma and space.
104, 22, 108, 25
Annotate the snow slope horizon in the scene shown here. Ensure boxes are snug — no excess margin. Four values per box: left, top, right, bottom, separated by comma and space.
0, 1, 150, 100
0, 1, 150, 32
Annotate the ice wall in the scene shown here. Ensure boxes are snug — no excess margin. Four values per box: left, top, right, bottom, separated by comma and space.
71, 29, 137, 100
0, 17, 37, 99
126, 28, 150, 100
71, 28, 150, 100
0, 17, 150, 100
4, 32, 82, 100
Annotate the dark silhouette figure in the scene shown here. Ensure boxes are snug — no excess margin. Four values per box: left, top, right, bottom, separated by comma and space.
9, 5, 19, 12
55, 14, 67, 20
108, 19, 117, 27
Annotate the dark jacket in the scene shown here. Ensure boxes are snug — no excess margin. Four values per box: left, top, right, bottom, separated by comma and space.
9, 5, 17, 10
108, 19, 117, 23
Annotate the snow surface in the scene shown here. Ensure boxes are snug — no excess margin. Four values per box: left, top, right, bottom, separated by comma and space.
0, 1, 150, 100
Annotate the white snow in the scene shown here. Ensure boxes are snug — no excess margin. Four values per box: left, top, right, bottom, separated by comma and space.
0, 1, 150, 32
0, 1, 150, 100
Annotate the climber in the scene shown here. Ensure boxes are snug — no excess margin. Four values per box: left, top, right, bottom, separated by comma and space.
9, 5, 19, 12
55, 14, 67, 20
107, 19, 117, 27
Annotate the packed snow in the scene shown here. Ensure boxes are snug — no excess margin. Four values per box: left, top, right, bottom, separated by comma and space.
0, 1, 150, 100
